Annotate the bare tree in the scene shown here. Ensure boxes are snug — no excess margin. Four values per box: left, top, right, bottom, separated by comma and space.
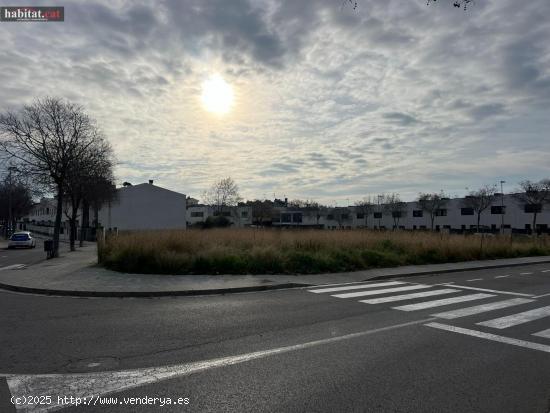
202, 177, 242, 214
80, 176, 117, 247
382, 193, 407, 229
63, 134, 115, 251
355, 196, 375, 228
249, 200, 274, 226
417, 191, 449, 231
462, 185, 497, 232
0, 97, 99, 257
514, 179, 550, 235
0, 170, 33, 237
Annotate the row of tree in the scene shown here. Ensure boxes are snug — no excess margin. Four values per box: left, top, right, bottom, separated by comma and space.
354, 180, 550, 232
200, 177, 550, 232
0, 97, 116, 257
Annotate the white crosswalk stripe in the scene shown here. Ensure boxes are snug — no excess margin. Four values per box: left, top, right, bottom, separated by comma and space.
431, 298, 534, 319
307, 281, 404, 294
532, 328, 550, 339
360, 289, 459, 304
332, 284, 430, 299
477, 305, 550, 329
393, 293, 494, 311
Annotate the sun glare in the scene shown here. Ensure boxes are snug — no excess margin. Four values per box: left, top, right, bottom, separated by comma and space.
200, 74, 234, 115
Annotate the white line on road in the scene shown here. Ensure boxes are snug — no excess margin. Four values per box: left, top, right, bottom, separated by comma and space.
466, 278, 483, 282
494, 275, 511, 279
477, 305, 550, 329
0, 264, 26, 271
307, 281, 404, 294
520, 272, 533, 275
431, 298, 534, 319
532, 328, 550, 339
332, 284, 430, 299
426, 322, 550, 354
542, 270, 550, 273
533, 292, 550, 299
440, 284, 533, 297
3, 317, 436, 413
393, 293, 494, 312
360, 289, 459, 304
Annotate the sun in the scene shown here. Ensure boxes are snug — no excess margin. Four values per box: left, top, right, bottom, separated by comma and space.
200, 75, 234, 115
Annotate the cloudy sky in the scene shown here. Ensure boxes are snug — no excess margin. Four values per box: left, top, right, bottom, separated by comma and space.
1, 0, 549, 204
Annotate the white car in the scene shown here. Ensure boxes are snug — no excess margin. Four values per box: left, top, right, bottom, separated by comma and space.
7, 231, 37, 249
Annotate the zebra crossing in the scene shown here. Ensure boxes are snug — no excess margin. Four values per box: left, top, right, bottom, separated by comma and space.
307, 280, 550, 353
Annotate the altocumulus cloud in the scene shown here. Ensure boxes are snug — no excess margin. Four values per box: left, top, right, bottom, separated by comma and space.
0, 0, 549, 202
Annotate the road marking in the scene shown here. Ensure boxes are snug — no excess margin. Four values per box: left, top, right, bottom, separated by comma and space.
477, 305, 550, 329
3, 317, 436, 413
541, 270, 550, 273
442, 284, 533, 297
533, 292, 550, 299
426, 322, 550, 354
494, 275, 511, 279
532, 328, 550, 339
431, 298, 534, 319
307, 281, 404, 294
393, 293, 494, 311
0, 264, 26, 271
466, 278, 483, 282
332, 284, 430, 299
520, 272, 533, 275
360, 289, 459, 304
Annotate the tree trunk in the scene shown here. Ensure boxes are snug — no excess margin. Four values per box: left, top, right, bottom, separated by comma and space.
52, 184, 64, 258
430, 214, 435, 231
477, 213, 481, 232
69, 218, 76, 251
79, 200, 89, 247
533, 212, 538, 235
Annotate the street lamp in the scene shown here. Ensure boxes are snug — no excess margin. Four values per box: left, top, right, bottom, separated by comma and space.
500, 180, 506, 234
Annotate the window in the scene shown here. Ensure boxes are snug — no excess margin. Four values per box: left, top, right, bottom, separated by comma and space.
491, 224, 497, 230
190, 211, 204, 218
340, 214, 349, 220
413, 225, 417, 230
392, 211, 404, 218
461, 208, 474, 216
525, 224, 531, 229
241, 211, 248, 218
356, 213, 365, 219
524, 204, 542, 213
491, 206, 505, 215
373, 212, 382, 219
435, 209, 447, 217
281, 213, 292, 223
413, 210, 423, 217
461, 225, 466, 230
292, 213, 302, 223
222, 211, 231, 217
327, 214, 334, 220
435, 225, 440, 231
420, 225, 427, 229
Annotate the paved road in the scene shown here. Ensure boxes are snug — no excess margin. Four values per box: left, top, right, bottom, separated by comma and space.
0, 238, 72, 269
2, 264, 550, 412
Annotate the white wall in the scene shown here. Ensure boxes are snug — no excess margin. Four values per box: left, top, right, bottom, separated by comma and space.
98, 183, 186, 231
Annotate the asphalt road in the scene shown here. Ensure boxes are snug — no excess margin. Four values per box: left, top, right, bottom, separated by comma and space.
0, 237, 71, 268
2, 264, 550, 412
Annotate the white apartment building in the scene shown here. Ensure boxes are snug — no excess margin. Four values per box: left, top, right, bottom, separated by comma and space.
187, 204, 253, 228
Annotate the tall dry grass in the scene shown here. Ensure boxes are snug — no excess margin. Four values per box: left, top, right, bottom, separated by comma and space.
97, 228, 550, 275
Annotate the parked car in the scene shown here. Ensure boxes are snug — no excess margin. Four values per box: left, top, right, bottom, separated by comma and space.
7, 231, 37, 249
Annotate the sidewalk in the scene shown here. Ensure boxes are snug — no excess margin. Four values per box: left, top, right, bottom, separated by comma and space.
1, 245, 550, 297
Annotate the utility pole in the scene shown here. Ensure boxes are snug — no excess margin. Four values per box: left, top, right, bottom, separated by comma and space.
7, 166, 14, 237
500, 180, 506, 234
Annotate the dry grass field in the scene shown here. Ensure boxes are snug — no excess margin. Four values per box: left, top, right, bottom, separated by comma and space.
97, 228, 550, 275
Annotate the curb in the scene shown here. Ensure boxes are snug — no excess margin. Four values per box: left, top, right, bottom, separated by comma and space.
367, 258, 550, 281
0, 281, 311, 298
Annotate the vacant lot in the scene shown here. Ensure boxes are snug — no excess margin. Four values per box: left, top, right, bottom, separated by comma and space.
97, 229, 550, 275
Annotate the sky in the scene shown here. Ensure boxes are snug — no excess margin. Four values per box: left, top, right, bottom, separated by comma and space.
1, 0, 549, 205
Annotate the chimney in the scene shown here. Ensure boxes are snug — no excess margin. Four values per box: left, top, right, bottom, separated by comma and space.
149, 180, 154, 185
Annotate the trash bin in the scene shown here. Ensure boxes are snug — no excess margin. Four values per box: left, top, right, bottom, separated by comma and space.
44, 239, 54, 259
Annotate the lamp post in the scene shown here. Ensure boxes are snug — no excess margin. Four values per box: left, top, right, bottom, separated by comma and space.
500, 180, 506, 234
377, 195, 383, 230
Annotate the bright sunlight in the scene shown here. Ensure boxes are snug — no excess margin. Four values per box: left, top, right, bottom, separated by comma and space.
200, 74, 234, 115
